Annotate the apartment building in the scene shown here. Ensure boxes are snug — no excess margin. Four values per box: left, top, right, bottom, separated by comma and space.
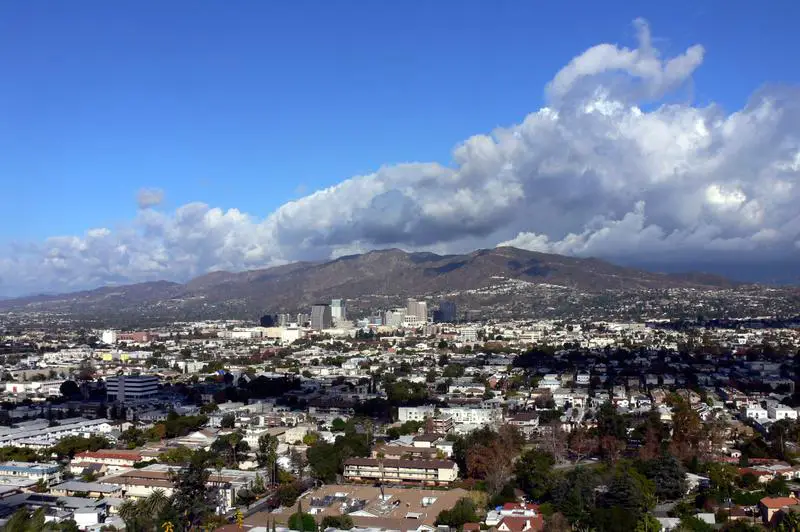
70, 450, 143, 474
0, 462, 61, 485
343, 457, 458, 485
397, 406, 501, 426
0, 418, 114, 449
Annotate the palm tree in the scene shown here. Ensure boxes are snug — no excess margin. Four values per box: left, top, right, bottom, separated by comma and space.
118, 500, 139, 529
142, 489, 170, 518
778, 510, 800, 531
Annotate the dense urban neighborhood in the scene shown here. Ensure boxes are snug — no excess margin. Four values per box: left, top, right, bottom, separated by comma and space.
0, 297, 798, 531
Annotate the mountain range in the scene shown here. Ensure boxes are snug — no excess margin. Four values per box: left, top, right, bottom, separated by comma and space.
0, 246, 766, 326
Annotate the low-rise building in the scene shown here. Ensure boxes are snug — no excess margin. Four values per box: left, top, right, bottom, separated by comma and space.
343, 457, 458, 485
0, 462, 61, 485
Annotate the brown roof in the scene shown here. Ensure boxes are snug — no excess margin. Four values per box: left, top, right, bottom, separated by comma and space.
499, 515, 544, 532
344, 457, 456, 469
760, 497, 798, 509
412, 434, 443, 442
74, 450, 142, 461
247, 484, 469, 530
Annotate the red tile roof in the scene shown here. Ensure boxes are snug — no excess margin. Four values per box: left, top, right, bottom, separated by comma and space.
760, 497, 798, 509
498, 515, 544, 532
74, 450, 142, 461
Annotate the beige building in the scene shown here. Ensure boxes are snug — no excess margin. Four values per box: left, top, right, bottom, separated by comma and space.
343, 457, 458, 485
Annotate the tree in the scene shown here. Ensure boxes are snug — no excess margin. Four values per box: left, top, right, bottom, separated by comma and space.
320, 515, 354, 530
599, 435, 626, 464
200, 402, 219, 414
596, 402, 628, 440
643, 454, 687, 500
117, 500, 140, 531
220, 413, 236, 429
158, 446, 195, 466
552, 467, 601, 526
776, 511, 800, 532
59, 380, 80, 398
568, 427, 598, 463
593, 465, 656, 531
635, 514, 662, 532
765, 475, 790, 496
276, 481, 303, 507
170, 452, 217, 529
538, 420, 568, 463
514, 449, 555, 501
435, 498, 478, 529
141, 490, 170, 520
31, 478, 48, 493
256, 433, 278, 483
442, 364, 465, 378
77, 359, 96, 381
669, 399, 704, 462
307, 442, 340, 482
330, 418, 347, 432
677, 516, 714, 531
288, 501, 316, 532
211, 432, 249, 467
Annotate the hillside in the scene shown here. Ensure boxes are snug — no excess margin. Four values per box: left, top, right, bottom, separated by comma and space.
0, 246, 759, 325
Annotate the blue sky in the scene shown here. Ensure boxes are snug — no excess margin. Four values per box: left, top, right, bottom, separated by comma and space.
1, 1, 800, 293
1, 1, 796, 242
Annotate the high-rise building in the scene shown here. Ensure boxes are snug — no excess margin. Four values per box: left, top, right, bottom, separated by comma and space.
434, 301, 457, 323
384, 308, 405, 328
310, 304, 333, 331
406, 298, 428, 323
331, 299, 347, 321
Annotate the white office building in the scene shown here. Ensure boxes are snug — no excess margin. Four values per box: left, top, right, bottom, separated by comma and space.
101, 330, 118, 345
331, 299, 346, 321
106, 376, 159, 402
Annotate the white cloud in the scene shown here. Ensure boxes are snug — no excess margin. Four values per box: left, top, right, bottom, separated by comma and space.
136, 188, 165, 209
2, 19, 800, 294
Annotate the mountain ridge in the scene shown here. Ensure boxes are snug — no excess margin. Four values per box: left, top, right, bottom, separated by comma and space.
0, 247, 755, 323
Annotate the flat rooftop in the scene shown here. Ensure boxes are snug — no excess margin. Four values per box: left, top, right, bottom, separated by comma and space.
251, 484, 468, 531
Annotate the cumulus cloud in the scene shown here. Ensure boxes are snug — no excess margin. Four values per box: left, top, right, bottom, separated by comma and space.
547, 18, 705, 104
136, 188, 165, 209
2, 19, 800, 294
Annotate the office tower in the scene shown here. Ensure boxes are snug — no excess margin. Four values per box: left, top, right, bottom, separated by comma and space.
384, 308, 405, 328
106, 375, 159, 402
406, 298, 428, 322
331, 299, 347, 321
435, 301, 457, 323
310, 304, 333, 331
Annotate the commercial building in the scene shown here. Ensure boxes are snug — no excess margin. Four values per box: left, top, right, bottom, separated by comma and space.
343, 457, 458, 485
406, 299, 428, 324
310, 304, 332, 331
330, 299, 346, 321
434, 301, 457, 323
100, 330, 117, 345
384, 309, 405, 328
106, 375, 159, 402
256, 484, 470, 531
